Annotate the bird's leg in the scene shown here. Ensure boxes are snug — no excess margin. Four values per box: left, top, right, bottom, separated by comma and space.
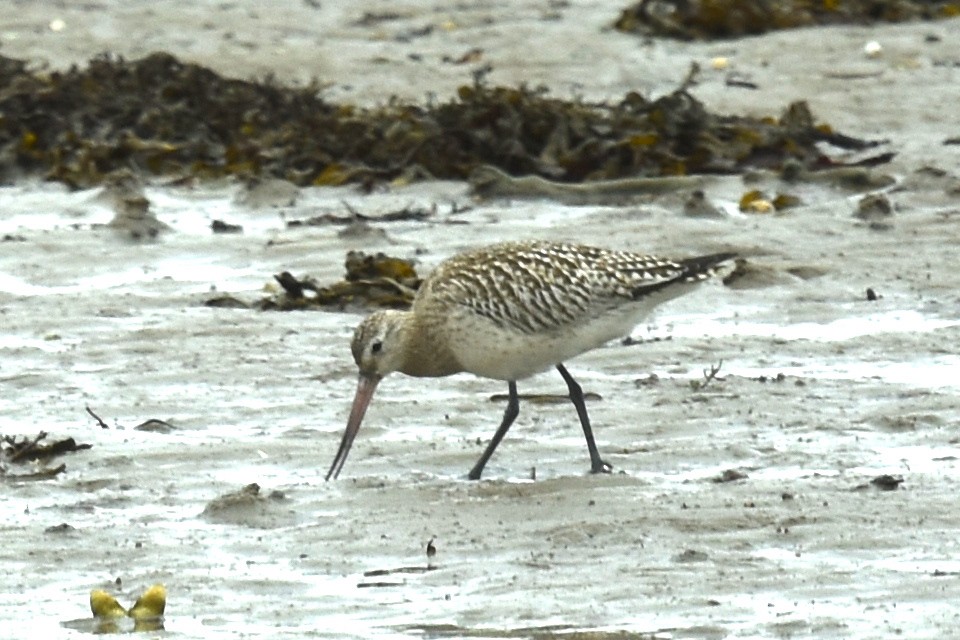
556, 363, 612, 475
468, 381, 520, 480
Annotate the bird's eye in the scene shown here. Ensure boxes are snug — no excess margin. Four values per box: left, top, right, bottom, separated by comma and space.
371, 340, 383, 354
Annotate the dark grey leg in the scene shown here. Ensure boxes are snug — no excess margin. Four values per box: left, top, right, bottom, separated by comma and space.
556, 363, 612, 474
468, 381, 520, 480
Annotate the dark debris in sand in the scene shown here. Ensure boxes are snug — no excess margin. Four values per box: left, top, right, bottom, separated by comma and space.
1, 431, 90, 481
2, 431, 92, 463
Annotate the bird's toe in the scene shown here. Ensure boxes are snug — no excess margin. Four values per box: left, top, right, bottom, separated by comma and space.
591, 459, 613, 475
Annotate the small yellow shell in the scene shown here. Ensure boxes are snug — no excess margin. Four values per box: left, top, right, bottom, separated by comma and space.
710, 56, 729, 70
89, 590, 127, 619
744, 199, 774, 214
127, 584, 167, 620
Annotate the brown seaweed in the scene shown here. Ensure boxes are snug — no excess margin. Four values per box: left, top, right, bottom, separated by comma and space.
0, 52, 889, 189
615, 0, 960, 40
261, 251, 421, 311
2, 431, 91, 462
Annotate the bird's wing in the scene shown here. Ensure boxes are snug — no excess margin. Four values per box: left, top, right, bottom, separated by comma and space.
426, 242, 694, 335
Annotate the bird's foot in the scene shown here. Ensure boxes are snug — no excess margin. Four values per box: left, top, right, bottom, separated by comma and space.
590, 459, 613, 475
467, 466, 484, 481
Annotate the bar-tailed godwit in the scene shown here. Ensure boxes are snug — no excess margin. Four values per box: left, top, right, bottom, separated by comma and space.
326, 240, 734, 480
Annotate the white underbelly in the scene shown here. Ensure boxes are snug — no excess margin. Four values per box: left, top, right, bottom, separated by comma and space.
445, 307, 644, 381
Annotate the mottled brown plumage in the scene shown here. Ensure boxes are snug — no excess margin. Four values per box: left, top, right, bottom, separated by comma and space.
328, 241, 735, 480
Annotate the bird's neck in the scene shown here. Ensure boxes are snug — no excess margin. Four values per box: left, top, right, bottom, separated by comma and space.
397, 313, 463, 378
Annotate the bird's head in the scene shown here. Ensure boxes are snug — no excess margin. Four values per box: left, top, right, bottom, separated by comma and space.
350, 309, 409, 378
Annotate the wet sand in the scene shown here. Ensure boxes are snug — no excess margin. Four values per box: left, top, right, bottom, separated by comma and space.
2, 2, 960, 638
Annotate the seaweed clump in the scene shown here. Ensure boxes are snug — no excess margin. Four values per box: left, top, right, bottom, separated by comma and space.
260, 251, 421, 312
1, 51, 884, 188
1, 431, 92, 480
615, 0, 960, 40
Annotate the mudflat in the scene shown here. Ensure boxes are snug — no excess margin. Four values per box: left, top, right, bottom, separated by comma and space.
1, 3, 959, 638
